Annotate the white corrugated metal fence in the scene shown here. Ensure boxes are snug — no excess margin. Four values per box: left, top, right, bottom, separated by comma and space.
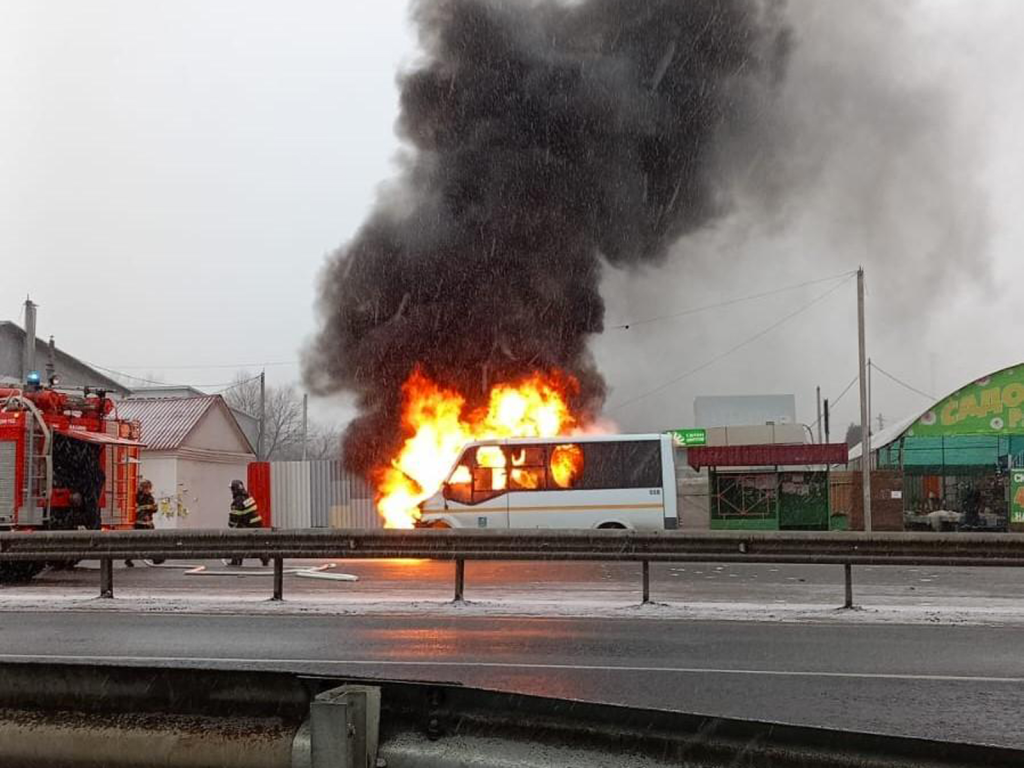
258, 460, 379, 530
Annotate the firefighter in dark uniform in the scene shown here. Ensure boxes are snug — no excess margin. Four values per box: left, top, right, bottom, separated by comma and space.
126, 479, 158, 568
228, 480, 268, 566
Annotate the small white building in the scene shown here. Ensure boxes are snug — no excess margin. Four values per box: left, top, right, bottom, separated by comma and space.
116, 396, 255, 529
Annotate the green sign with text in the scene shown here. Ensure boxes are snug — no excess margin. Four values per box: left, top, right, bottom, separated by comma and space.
1011, 470, 1024, 524
671, 428, 707, 447
910, 366, 1024, 437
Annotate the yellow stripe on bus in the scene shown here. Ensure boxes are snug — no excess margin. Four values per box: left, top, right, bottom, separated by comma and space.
421, 503, 665, 514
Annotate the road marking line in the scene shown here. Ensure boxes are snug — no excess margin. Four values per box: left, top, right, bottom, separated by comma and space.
0, 654, 1018, 684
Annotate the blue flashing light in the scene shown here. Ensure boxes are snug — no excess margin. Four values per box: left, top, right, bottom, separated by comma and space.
26, 371, 41, 385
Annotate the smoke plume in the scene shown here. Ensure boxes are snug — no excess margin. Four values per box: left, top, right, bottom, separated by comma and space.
592, 0, 995, 430
304, 0, 790, 475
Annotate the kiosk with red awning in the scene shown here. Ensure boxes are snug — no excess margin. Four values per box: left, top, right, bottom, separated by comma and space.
684, 442, 849, 531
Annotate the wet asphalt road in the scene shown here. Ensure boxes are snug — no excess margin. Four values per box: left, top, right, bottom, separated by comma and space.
0, 611, 1022, 748
6, 558, 1024, 608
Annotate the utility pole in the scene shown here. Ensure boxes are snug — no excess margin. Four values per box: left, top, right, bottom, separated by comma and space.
867, 357, 873, 435
257, 370, 266, 461
816, 386, 823, 443
301, 393, 309, 461
22, 297, 37, 383
857, 267, 872, 532
823, 398, 831, 443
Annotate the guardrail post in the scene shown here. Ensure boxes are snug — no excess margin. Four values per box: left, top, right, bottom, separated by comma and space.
454, 558, 465, 603
272, 557, 284, 601
843, 563, 854, 609
641, 560, 651, 604
99, 559, 113, 599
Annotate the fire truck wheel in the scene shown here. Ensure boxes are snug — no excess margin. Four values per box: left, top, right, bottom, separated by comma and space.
0, 561, 44, 584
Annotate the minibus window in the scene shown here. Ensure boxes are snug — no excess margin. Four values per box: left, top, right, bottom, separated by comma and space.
510, 445, 546, 490
549, 444, 584, 488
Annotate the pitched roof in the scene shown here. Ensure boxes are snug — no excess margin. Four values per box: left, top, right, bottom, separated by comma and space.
0, 321, 130, 395
848, 360, 1024, 462
847, 413, 919, 462
115, 396, 225, 451
129, 385, 207, 398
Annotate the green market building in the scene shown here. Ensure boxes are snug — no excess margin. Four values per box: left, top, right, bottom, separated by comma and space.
861, 363, 1024, 530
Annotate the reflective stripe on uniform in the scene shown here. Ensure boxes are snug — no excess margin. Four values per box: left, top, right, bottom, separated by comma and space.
230, 515, 262, 528
229, 495, 262, 528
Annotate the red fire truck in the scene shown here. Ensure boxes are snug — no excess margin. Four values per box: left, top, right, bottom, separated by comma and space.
0, 384, 144, 582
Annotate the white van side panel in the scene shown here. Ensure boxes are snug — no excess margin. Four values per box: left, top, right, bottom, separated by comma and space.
506, 487, 664, 530
417, 433, 674, 531
420, 492, 508, 529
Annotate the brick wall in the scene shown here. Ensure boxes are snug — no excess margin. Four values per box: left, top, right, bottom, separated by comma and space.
839, 470, 904, 531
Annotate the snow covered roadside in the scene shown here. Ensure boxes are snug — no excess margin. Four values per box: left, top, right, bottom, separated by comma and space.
0, 590, 1022, 626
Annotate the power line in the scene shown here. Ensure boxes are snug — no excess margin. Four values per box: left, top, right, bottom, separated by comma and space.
808, 374, 859, 431
829, 374, 860, 410
101, 360, 299, 371
871, 361, 935, 401
82, 360, 262, 391
808, 374, 857, 430
608, 270, 857, 330
209, 375, 266, 395
607, 274, 855, 413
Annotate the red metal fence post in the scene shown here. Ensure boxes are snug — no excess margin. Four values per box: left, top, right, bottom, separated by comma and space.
248, 462, 273, 529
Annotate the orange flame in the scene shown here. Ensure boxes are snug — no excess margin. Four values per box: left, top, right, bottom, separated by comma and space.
549, 443, 584, 488
510, 448, 542, 490
375, 368, 579, 528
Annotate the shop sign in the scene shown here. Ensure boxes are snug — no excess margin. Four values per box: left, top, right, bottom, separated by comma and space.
1011, 471, 1024, 524
671, 428, 707, 447
910, 367, 1024, 436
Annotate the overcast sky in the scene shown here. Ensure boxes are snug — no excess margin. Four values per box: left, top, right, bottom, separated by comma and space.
2, 1, 1022, 436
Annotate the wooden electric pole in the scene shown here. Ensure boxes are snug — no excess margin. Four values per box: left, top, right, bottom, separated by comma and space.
816, 386, 823, 443
858, 267, 872, 532
257, 370, 266, 461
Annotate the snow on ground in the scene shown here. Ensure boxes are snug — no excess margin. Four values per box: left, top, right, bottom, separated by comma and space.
4, 558, 1024, 626
0, 589, 1023, 626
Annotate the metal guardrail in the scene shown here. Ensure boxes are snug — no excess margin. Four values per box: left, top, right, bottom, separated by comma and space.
2, 660, 1021, 767
3, 528, 1024, 604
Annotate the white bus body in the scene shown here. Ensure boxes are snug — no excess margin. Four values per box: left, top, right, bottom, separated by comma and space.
417, 433, 678, 531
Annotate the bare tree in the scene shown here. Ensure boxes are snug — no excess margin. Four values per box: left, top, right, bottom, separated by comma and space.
223, 372, 303, 460
304, 423, 343, 461
223, 371, 261, 419
223, 372, 341, 461
845, 422, 862, 448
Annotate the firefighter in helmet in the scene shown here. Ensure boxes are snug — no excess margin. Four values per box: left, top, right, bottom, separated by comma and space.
125, 479, 158, 568
228, 479, 268, 566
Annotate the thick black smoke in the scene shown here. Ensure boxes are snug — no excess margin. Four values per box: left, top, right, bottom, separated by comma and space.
305, 0, 790, 476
